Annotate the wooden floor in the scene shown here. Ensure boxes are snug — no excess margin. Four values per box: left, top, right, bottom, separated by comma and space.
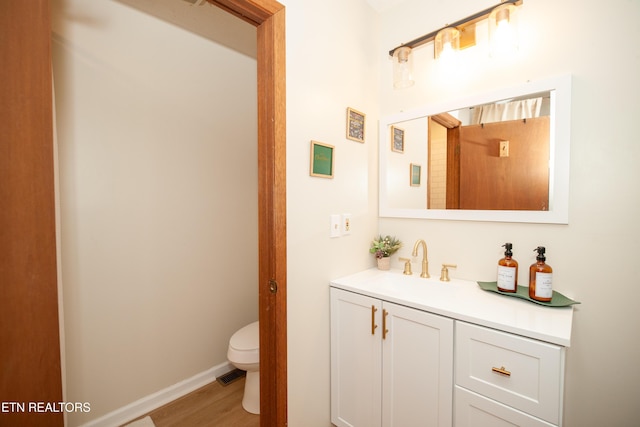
126, 377, 259, 427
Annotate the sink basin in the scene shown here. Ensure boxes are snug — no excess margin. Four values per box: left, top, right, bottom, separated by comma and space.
332, 268, 469, 308
330, 267, 574, 347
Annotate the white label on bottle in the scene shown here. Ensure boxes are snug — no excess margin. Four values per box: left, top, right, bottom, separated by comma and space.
535, 272, 553, 299
497, 266, 516, 290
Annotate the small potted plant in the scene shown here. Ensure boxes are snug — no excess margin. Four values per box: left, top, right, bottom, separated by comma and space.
369, 235, 402, 270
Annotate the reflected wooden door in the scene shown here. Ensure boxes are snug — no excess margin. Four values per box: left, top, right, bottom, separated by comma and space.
459, 117, 550, 211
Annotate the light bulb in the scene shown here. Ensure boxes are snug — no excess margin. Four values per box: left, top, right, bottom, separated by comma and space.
490, 4, 519, 57
435, 27, 460, 60
439, 41, 455, 62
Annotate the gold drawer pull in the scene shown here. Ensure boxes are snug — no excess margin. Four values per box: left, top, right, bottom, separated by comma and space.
371, 305, 378, 335
492, 366, 512, 377
382, 309, 389, 340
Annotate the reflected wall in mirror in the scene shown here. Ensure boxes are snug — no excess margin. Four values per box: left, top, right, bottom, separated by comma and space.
379, 75, 572, 223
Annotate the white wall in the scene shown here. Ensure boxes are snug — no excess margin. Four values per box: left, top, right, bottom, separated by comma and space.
377, 0, 640, 426
52, 0, 258, 424
283, 0, 380, 424
386, 118, 428, 209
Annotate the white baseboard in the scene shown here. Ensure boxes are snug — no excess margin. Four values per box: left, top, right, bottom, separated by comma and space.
80, 361, 233, 427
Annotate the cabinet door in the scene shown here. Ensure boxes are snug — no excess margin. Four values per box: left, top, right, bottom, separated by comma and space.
455, 386, 555, 427
331, 288, 382, 427
382, 302, 454, 427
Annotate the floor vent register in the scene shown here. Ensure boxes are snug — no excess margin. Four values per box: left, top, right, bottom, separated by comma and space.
217, 368, 246, 386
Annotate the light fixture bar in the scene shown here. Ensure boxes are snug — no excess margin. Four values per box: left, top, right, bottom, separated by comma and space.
388, 0, 522, 57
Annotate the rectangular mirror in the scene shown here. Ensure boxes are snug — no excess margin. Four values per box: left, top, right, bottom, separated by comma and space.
379, 75, 572, 223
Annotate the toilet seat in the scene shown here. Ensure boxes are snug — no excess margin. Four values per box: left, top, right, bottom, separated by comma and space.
228, 321, 259, 365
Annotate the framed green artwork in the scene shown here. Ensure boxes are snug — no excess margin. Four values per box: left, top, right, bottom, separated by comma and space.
310, 140, 334, 178
410, 163, 421, 186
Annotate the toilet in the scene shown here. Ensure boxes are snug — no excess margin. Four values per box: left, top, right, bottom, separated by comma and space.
227, 321, 260, 414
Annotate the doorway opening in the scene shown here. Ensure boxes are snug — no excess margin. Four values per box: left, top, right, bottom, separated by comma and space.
1, 1, 286, 426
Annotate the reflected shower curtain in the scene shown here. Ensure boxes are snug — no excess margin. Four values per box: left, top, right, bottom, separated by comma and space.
471, 97, 543, 124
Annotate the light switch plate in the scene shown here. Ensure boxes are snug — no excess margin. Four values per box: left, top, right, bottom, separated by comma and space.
500, 140, 509, 157
330, 214, 341, 238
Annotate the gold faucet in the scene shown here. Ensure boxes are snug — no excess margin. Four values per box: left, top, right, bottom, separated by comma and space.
411, 239, 430, 278
399, 257, 412, 275
440, 264, 457, 282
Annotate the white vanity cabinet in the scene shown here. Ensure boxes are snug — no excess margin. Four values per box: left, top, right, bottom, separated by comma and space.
330, 287, 454, 427
330, 269, 574, 427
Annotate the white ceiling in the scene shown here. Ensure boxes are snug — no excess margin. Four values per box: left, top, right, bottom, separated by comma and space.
366, 0, 409, 13
115, 0, 257, 58
113, 0, 419, 57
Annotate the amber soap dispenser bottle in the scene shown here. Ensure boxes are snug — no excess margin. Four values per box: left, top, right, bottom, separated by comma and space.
529, 246, 553, 302
497, 243, 518, 292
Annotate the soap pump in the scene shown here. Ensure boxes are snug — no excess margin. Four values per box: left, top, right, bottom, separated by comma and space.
529, 246, 553, 302
497, 243, 518, 293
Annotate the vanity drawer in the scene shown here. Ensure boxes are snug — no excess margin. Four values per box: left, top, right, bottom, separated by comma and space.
455, 386, 555, 427
455, 322, 564, 425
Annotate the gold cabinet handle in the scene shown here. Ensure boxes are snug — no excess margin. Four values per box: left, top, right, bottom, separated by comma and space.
491, 366, 512, 377
371, 305, 378, 335
382, 309, 389, 340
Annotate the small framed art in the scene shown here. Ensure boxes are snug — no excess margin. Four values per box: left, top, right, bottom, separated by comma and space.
391, 126, 404, 153
346, 107, 365, 143
310, 140, 334, 178
410, 163, 421, 187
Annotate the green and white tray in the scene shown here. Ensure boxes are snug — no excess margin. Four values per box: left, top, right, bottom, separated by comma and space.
477, 281, 580, 307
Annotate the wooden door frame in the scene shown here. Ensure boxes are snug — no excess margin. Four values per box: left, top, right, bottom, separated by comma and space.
208, 0, 287, 427
2, 0, 287, 425
208, 1, 288, 425
1, 1, 64, 426
430, 113, 461, 209
198, 2, 288, 424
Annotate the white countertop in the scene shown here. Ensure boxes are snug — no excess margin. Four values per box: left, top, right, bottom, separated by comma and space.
330, 268, 574, 347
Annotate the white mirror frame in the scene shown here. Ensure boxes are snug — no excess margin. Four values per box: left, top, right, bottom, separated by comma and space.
379, 74, 572, 224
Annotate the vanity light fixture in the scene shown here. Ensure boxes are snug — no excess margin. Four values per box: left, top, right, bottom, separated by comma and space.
388, 0, 523, 87
392, 46, 415, 89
